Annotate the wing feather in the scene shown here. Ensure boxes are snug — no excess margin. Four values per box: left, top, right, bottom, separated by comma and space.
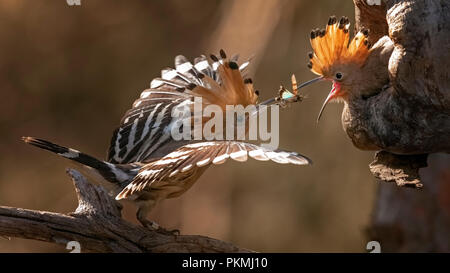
115, 141, 311, 200
108, 50, 255, 164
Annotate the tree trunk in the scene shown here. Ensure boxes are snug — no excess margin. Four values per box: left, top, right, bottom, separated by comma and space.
354, 0, 450, 252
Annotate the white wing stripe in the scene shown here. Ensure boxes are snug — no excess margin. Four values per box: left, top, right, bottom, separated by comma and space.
150, 79, 164, 89
125, 116, 140, 155
113, 128, 123, 162
212, 62, 220, 71
185, 142, 216, 148
148, 103, 171, 140
181, 164, 193, 173
135, 103, 172, 160
194, 60, 209, 71
212, 153, 229, 164
162, 70, 178, 80
239, 61, 250, 71
140, 103, 162, 143
230, 149, 247, 162
177, 62, 193, 73
154, 155, 188, 165
196, 157, 211, 167
248, 149, 270, 161
169, 169, 179, 178
140, 91, 151, 98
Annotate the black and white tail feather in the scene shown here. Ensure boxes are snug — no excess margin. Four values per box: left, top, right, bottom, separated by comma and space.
23, 136, 310, 201
23, 50, 311, 228
22, 137, 141, 188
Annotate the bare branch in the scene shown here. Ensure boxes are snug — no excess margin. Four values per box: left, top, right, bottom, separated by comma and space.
0, 169, 252, 253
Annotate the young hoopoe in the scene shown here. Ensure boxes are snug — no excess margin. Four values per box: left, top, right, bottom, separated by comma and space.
23, 50, 311, 233
300, 16, 394, 151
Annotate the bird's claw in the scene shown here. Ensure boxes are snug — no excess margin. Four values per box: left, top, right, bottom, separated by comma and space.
157, 227, 180, 236
140, 219, 180, 236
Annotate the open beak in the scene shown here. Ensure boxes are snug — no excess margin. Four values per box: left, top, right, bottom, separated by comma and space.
317, 82, 340, 122
292, 76, 341, 122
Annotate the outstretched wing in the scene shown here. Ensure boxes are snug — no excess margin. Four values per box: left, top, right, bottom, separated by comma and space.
115, 141, 311, 200
107, 96, 189, 164
107, 50, 255, 164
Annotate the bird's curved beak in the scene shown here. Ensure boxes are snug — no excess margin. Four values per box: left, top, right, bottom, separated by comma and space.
259, 76, 324, 106
317, 81, 341, 122
296, 76, 324, 90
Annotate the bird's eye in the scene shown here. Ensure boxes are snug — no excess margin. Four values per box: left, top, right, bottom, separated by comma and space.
335, 72, 343, 80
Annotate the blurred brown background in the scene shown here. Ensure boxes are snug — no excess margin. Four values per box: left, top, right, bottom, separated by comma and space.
0, 0, 378, 252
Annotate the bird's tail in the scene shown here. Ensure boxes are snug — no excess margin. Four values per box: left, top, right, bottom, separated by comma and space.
22, 137, 138, 185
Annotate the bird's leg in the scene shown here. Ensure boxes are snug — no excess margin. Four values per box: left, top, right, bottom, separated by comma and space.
381, 84, 390, 92
136, 200, 180, 236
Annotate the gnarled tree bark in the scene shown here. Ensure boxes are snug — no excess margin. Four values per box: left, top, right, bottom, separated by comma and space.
354, 0, 450, 252
353, 0, 449, 186
0, 169, 251, 253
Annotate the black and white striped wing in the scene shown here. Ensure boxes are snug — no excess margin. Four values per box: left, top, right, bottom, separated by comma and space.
107, 52, 251, 164
149, 54, 251, 96
115, 141, 311, 200
107, 95, 192, 164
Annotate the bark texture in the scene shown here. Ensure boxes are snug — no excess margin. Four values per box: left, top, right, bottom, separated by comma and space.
354, 0, 449, 154
0, 169, 251, 253
352, 0, 449, 185
369, 151, 428, 188
354, 0, 450, 252
368, 153, 450, 252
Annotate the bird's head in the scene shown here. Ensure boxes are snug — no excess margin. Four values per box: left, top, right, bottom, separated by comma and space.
301, 16, 371, 121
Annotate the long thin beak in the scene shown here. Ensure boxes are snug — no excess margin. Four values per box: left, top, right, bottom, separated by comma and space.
259, 97, 275, 106
317, 85, 337, 122
258, 76, 324, 107
296, 76, 324, 91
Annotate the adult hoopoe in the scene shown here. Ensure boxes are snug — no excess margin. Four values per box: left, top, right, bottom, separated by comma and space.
299, 16, 395, 151
23, 50, 311, 233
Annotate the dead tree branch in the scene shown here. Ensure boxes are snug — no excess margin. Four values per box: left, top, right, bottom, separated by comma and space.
0, 169, 251, 253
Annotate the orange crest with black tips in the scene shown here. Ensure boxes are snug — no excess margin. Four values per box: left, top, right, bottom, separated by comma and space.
307, 16, 371, 76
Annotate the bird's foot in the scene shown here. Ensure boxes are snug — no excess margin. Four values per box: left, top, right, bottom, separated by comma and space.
140, 219, 180, 236
382, 84, 391, 92
157, 227, 180, 236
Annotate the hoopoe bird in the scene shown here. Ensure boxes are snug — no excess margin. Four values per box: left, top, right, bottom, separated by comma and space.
23, 50, 311, 233
299, 16, 394, 151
